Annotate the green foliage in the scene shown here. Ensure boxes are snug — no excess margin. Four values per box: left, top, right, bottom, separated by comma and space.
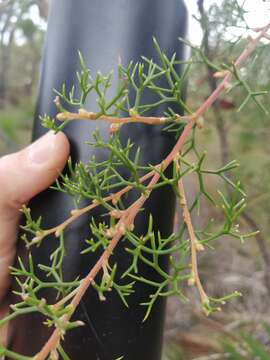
0, 104, 33, 154
1, 1, 270, 358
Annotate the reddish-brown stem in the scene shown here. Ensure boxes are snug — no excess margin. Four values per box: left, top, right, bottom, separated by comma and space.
34, 24, 270, 359
35, 117, 196, 360
36, 169, 156, 243
194, 23, 270, 119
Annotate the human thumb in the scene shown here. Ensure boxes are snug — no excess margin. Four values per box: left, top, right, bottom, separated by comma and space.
0, 131, 70, 300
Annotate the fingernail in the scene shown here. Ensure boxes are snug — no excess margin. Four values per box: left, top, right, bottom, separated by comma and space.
27, 131, 58, 165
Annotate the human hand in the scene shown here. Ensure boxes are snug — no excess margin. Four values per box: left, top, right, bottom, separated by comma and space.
0, 131, 70, 305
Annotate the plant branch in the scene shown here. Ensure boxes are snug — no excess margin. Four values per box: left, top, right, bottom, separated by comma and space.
29, 22, 270, 359
197, 0, 270, 297
35, 118, 196, 360
176, 158, 208, 308
31, 169, 156, 246
56, 107, 177, 125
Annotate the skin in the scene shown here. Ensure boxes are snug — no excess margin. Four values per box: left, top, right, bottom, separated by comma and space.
0, 131, 70, 343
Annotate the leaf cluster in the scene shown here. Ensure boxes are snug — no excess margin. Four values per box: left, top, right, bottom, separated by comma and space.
1, 21, 269, 359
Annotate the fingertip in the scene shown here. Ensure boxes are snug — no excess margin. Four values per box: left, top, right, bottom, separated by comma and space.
26, 130, 70, 170
55, 131, 70, 161
0, 131, 70, 211
47, 131, 70, 173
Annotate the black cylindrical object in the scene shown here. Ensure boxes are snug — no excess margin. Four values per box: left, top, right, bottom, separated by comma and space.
10, 1, 187, 359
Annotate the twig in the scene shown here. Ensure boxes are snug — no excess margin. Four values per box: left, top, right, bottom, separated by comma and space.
57, 108, 169, 125
35, 118, 196, 360
197, 0, 270, 297
34, 23, 270, 359
31, 168, 161, 246
176, 159, 208, 307
56, 107, 193, 126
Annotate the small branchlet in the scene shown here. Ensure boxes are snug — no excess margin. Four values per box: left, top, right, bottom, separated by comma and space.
2, 20, 270, 360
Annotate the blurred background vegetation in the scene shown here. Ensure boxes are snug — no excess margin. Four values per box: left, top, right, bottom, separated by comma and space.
0, 0, 47, 154
1, 0, 270, 359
